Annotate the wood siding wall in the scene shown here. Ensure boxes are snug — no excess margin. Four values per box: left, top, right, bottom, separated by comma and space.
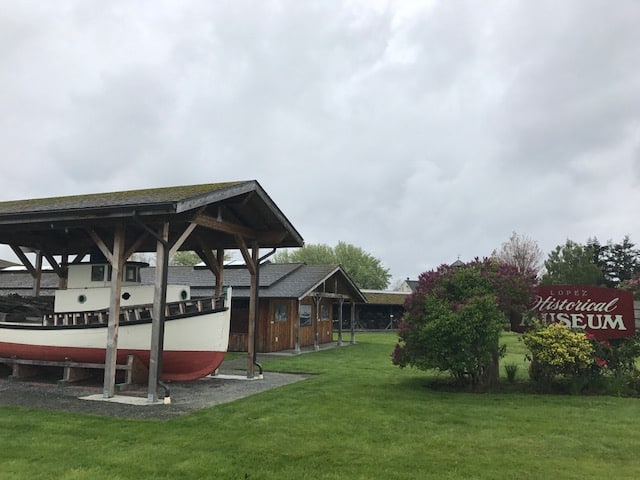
228, 297, 336, 353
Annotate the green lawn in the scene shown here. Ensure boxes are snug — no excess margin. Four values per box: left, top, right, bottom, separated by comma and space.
1, 332, 640, 479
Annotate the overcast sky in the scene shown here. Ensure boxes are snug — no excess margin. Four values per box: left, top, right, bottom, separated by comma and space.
1, 1, 639, 286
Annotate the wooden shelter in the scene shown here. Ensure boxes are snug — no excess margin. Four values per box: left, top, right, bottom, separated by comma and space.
356, 290, 408, 329
0, 181, 303, 401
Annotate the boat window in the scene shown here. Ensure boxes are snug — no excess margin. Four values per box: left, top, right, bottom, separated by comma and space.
91, 265, 106, 282
78, 294, 87, 304
125, 265, 140, 282
274, 303, 288, 322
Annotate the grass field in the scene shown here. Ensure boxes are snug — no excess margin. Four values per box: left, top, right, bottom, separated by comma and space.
1, 332, 640, 479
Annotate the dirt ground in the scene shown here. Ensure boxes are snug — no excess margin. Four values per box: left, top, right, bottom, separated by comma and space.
0, 357, 309, 420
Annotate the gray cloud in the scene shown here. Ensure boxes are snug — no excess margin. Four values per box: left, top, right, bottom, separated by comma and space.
1, 0, 639, 284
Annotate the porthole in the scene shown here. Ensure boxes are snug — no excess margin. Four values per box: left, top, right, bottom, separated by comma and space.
122, 292, 131, 300
180, 290, 188, 300
78, 294, 87, 304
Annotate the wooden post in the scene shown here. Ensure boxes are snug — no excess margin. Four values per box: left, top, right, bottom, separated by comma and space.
33, 250, 42, 297
103, 226, 125, 398
246, 242, 259, 378
57, 254, 68, 290
337, 297, 344, 346
294, 300, 301, 354
148, 222, 169, 402
314, 297, 320, 351
215, 248, 224, 296
350, 301, 356, 345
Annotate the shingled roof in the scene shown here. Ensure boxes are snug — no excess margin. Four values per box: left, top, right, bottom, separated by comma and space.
0, 263, 368, 303
147, 263, 366, 302
0, 181, 303, 255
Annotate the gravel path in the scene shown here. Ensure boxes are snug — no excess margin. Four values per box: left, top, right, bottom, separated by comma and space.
0, 358, 309, 420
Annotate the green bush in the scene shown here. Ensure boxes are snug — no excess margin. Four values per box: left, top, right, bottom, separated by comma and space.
394, 293, 506, 388
587, 333, 640, 375
522, 323, 594, 384
394, 259, 536, 389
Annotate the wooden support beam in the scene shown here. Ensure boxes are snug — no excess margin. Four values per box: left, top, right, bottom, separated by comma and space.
215, 247, 224, 296
58, 254, 68, 289
147, 222, 170, 403
246, 241, 259, 378
126, 354, 148, 385
194, 212, 257, 239
124, 232, 149, 261
314, 297, 320, 351
350, 301, 356, 345
169, 222, 198, 258
62, 366, 92, 384
194, 236, 225, 296
337, 298, 344, 347
235, 234, 256, 276
71, 253, 87, 264
103, 226, 125, 399
295, 300, 301, 354
11, 362, 39, 379
9, 245, 36, 277
33, 250, 42, 297
41, 251, 65, 279
86, 228, 113, 264
195, 245, 219, 274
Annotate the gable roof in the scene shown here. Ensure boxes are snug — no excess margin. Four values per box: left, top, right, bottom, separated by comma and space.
403, 280, 419, 292
146, 262, 367, 302
0, 181, 303, 255
0, 263, 367, 303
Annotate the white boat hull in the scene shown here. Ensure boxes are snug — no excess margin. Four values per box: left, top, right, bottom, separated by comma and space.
0, 300, 231, 381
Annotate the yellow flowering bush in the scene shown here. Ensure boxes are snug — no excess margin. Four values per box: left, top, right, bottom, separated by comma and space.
522, 323, 594, 384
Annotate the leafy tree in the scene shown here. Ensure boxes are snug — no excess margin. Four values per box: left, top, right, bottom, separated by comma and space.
544, 237, 640, 287
273, 243, 335, 265
597, 236, 640, 287
493, 231, 543, 276
273, 241, 390, 289
540, 240, 602, 285
393, 258, 536, 388
170, 251, 202, 266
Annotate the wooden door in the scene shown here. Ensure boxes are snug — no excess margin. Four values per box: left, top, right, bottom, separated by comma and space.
268, 300, 293, 351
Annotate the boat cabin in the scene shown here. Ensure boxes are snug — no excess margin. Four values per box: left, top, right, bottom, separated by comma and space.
55, 262, 190, 314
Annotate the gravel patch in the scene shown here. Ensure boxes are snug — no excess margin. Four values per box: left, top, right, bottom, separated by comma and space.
0, 361, 309, 420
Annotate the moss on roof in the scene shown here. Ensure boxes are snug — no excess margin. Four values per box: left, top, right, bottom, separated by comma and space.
362, 290, 409, 305
0, 182, 246, 215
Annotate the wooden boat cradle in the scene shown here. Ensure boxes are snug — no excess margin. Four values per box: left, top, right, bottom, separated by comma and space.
0, 354, 148, 389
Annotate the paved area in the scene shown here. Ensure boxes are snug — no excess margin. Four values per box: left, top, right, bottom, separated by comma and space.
0, 343, 341, 420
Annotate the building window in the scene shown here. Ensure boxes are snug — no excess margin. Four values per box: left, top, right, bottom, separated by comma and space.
299, 304, 312, 327
320, 303, 329, 320
274, 303, 288, 322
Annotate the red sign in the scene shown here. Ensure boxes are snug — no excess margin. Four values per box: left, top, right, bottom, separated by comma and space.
514, 285, 635, 339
